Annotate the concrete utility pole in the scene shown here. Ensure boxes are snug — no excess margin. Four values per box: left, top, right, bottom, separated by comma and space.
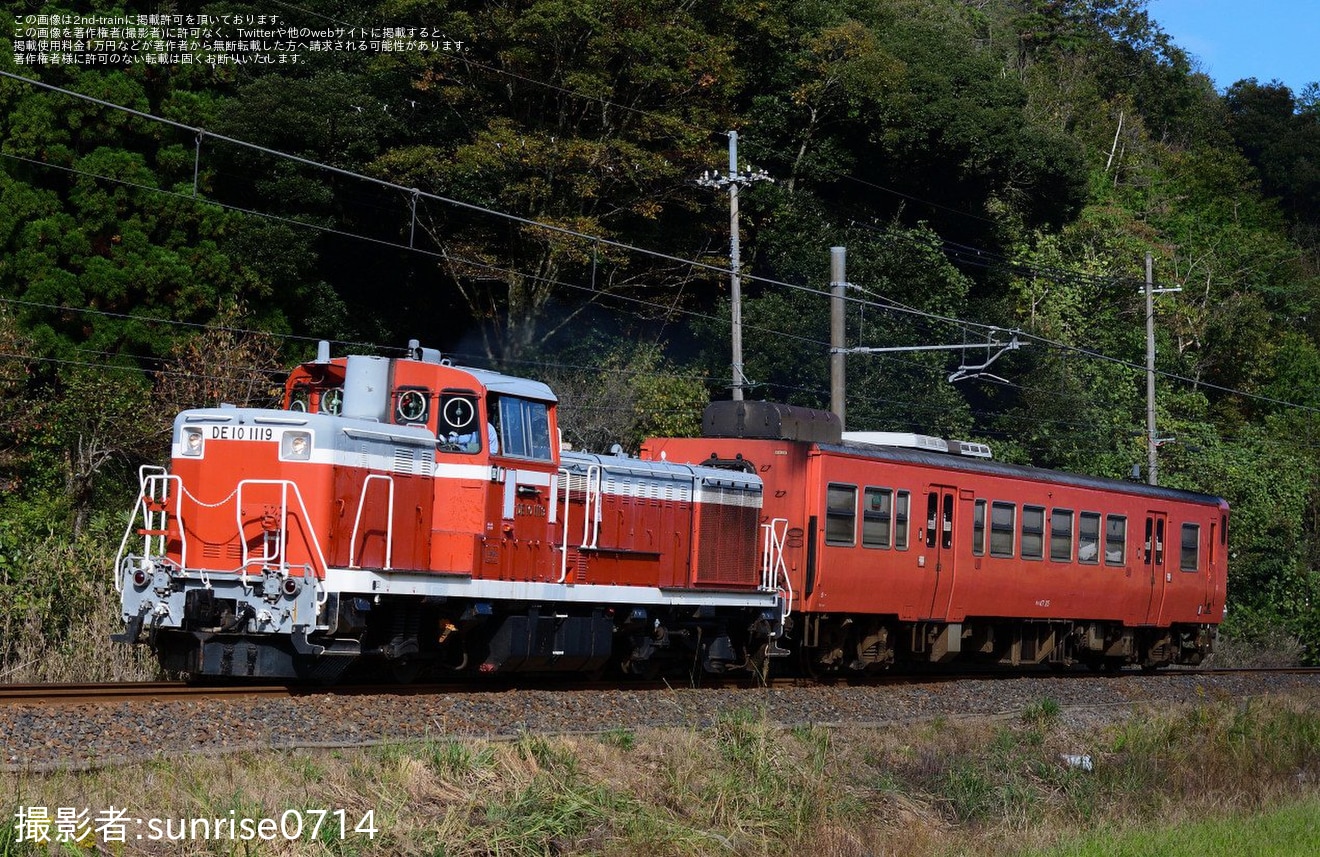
1145, 252, 1158, 486
1144, 252, 1181, 486
830, 246, 847, 429
698, 131, 772, 401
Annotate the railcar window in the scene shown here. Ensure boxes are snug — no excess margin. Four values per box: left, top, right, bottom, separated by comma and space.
1106, 516, 1127, 565
942, 494, 954, 550
990, 501, 1015, 558
925, 494, 939, 549
1021, 505, 1045, 560
1154, 518, 1165, 566
1078, 512, 1100, 564
1051, 509, 1074, 562
862, 487, 892, 548
972, 499, 987, 556
1180, 523, 1200, 571
826, 484, 857, 546
895, 491, 911, 550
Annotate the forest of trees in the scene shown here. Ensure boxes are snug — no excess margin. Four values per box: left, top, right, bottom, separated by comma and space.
1, 0, 1319, 672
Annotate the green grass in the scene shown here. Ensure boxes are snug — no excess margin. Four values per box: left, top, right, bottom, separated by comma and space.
1021, 798, 1320, 856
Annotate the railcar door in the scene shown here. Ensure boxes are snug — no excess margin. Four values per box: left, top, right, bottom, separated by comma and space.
1141, 511, 1169, 624
922, 484, 958, 619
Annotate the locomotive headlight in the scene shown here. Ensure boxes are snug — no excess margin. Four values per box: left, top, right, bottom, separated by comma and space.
281, 430, 312, 461
182, 428, 204, 457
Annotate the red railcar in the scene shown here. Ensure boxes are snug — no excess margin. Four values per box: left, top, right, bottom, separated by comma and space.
644, 401, 1224, 672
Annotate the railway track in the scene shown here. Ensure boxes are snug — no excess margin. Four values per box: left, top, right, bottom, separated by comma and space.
3, 666, 1317, 708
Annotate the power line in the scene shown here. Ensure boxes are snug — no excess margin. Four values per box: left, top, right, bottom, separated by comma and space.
2, 70, 1315, 421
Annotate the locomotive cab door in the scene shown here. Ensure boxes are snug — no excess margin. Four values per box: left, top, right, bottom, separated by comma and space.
1141, 511, 1169, 625
922, 485, 958, 620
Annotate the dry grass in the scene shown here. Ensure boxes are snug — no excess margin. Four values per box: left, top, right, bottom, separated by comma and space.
0, 533, 157, 684
3, 693, 1320, 856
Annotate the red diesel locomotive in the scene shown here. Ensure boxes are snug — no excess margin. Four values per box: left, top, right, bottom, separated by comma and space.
114, 342, 1225, 680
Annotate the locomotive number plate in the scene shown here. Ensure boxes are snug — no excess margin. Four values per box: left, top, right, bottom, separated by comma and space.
209, 425, 276, 441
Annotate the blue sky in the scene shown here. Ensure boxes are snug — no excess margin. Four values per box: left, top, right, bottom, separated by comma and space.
1148, 0, 1319, 94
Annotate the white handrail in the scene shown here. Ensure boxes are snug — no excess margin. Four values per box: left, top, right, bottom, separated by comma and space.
556, 467, 572, 583
234, 479, 331, 582
761, 517, 792, 619
113, 465, 169, 591
581, 464, 602, 549
349, 474, 396, 570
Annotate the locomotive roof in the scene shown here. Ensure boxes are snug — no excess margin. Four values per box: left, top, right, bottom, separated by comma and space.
458, 367, 557, 403
817, 441, 1226, 509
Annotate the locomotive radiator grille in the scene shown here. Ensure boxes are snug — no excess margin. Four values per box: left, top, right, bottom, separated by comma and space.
694, 488, 761, 587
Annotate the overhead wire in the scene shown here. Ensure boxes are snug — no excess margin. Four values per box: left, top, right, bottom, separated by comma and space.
1, 69, 1316, 420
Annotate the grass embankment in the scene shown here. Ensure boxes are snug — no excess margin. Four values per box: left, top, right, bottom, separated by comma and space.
2, 692, 1319, 855
0, 533, 156, 684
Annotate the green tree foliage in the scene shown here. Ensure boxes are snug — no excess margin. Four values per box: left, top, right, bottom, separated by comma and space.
545, 338, 707, 453
366, 0, 741, 361
1225, 79, 1320, 227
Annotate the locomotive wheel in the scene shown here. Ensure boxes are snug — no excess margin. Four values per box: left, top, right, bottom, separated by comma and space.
388, 657, 422, 684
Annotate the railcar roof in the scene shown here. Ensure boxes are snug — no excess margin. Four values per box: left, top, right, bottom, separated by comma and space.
815, 441, 1226, 508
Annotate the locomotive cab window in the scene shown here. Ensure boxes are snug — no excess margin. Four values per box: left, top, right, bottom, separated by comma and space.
990, 501, 1015, 558
826, 484, 857, 546
1021, 505, 1045, 560
1106, 515, 1127, 565
492, 396, 553, 461
862, 487, 892, 549
321, 387, 344, 416
394, 387, 431, 426
1180, 523, 1200, 571
288, 384, 311, 412
438, 391, 482, 454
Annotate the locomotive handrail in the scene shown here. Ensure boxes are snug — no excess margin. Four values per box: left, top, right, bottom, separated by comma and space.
234, 480, 330, 587
582, 464, 602, 550
556, 467, 571, 583
554, 464, 603, 583
761, 518, 792, 617
113, 466, 176, 591
348, 474, 395, 570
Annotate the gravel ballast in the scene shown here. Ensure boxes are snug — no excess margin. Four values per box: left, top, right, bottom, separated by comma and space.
4, 672, 1319, 772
